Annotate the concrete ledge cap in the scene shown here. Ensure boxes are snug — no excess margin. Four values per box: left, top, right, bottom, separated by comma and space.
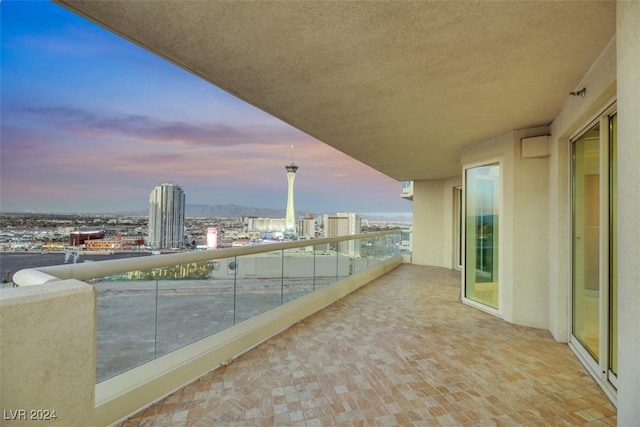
0, 279, 93, 305
12, 268, 60, 287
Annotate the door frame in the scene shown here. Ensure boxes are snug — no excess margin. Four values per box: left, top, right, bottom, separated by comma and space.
568, 102, 617, 403
461, 157, 503, 316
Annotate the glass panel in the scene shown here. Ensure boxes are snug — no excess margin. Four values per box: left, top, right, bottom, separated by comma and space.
234, 251, 283, 323
92, 232, 405, 383
353, 237, 371, 274
350, 238, 364, 274
389, 232, 402, 258
572, 123, 600, 361
337, 241, 351, 280
609, 113, 618, 376
154, 260, 232, 357
313, 243, 335, 288
95, 269, 157, 382
465, 163, 499, 309
282, 247, 315, 304
400, 230, 412, 256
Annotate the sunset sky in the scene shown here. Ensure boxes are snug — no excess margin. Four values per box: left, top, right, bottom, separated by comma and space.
1, 1, 410, 216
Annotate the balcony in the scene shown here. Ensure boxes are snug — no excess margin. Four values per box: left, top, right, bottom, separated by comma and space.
116, 264, 616, 426
2, 230, 616, 426
2, 232, 405, 425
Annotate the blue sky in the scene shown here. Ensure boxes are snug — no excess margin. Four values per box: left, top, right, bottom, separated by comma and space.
1, 1, 410, 216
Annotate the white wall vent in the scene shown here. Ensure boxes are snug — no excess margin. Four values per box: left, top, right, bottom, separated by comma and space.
521, 135, 550, 159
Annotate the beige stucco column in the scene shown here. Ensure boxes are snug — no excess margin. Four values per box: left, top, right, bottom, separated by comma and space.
412, 177, 461, 269
616, 0, 640, 424
0, 281, 96, 426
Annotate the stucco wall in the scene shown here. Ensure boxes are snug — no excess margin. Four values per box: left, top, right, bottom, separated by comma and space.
411, 177, 461, 268
616, 0, 640, 423
461, 127, 550, 328
462, 133, 514, 320
511, 127, 550, 329
412, 180, 445, 267
0, 281, 96, 426
546, 132, 571, 343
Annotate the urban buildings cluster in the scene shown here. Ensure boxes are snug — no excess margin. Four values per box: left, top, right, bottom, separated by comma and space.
1, 160, 405, 255
144, 161, 303, 250
143, 161, 361, 251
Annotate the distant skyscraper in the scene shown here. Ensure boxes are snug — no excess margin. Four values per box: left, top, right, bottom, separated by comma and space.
298, 213, 316, 239
148, 182, 186, 249
324, 213, 362, 238
285, 159, 298, 233
324, 212, 362, 256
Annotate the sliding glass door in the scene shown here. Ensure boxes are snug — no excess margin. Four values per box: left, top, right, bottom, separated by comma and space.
572, 123, 601, 360
571, 107, 617, 390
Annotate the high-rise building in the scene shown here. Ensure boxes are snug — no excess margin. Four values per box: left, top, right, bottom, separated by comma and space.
147, 182, 186, 249
323, 212, 362, 238
284, 161, 298, 233
206, 227, 219, 249
247, 217, 286, 233
298, 214, 316, 239
324, 213, 362, 256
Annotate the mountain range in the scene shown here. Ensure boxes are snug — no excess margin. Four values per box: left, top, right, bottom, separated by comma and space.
184, 204, 411, 222
186, 204, 289, 218
113, 204, 411, 222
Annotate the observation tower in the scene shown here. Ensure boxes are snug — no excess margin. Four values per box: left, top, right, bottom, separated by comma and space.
285, 160, 298, 233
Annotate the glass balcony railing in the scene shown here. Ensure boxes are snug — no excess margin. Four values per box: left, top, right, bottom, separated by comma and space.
82, 232, 403, 382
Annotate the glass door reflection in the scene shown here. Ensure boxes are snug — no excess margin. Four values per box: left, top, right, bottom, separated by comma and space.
572, 123, 601, 361
465, 163, 499, 309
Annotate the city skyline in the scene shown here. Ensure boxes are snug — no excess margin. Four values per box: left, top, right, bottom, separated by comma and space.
0, 1, 410, 216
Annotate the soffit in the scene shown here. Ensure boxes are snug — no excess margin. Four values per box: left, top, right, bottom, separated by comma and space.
56, 1, 616, 181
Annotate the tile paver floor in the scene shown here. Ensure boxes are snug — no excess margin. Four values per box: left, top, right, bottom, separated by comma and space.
118, 264, 616, 426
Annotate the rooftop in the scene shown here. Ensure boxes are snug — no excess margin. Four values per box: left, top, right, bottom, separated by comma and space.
118, 265, 615, 426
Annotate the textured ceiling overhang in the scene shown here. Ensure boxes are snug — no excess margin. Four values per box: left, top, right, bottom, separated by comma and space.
55, 1, 615, 181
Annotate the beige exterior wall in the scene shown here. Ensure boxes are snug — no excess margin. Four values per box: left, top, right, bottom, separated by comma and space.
547, 132, 571, 343
412, 180, 445, 267
422, 34, 618, 338
0, 281, 96, 426
412, 177, 461, 268
617, 1, 640, 423
512, 127, 550, 329
411, 179, 453, 268
460, 126, 549, 329
462, 132, 514, 320
413, 124, 551, 329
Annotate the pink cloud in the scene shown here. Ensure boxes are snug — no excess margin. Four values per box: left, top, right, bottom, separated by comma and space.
3, 106, 405, 213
